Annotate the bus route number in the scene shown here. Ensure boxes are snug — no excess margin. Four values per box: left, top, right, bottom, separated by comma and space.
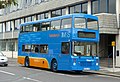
61, 32, 70, 38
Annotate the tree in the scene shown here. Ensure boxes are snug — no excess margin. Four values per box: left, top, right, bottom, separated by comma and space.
0, 0, 17, 9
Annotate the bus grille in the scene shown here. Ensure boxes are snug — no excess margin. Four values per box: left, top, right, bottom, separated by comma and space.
80, 61, 92, 67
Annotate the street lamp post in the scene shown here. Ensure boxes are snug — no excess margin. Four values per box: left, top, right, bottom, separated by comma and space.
112, 41, 115, 72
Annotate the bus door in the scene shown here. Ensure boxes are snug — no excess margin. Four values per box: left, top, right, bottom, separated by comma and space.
60, 42, 71, 69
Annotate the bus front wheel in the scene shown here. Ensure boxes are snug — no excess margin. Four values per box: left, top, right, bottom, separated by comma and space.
24, 57, 29, 67
51, 59, 58, 72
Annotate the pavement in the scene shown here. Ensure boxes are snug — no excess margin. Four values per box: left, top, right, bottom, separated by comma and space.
8, 58, 120, 78
91, 67, 120, 78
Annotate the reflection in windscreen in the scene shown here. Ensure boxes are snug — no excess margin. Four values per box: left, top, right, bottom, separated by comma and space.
74, 18, 86, 28
73, 42, 97, 56
87, 18, 98, 30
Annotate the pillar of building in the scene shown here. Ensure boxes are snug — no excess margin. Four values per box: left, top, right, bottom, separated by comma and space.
87, 0, 92, 14
15, 40, 17, 51
2, 23, 5, 39
66, 7, 69, 15
11, 21, 14, 38
116, 0, 120, 67
116, 0, 120, 28
48, 11, 51, 18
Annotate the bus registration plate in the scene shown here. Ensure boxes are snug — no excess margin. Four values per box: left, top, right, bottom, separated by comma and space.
84, 68, 90, 70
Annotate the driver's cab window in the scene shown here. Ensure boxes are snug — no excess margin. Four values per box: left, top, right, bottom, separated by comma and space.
61, 42, 70, 54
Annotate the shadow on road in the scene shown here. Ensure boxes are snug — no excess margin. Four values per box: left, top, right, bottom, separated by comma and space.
22, 66, 97, 76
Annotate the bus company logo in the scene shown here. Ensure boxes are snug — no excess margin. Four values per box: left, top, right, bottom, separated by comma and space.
49, 34, 60, 37
61, 32, 70, 38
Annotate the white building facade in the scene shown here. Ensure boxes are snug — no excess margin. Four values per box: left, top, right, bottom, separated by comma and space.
0, 0, 120, 67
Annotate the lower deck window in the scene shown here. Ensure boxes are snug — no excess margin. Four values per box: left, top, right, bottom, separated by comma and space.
61, 42, 70, 54
40, 45, 48, 54
73, 42, 97, 56
22, 45, 31, 52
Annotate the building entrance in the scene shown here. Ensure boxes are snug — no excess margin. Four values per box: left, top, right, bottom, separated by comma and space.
99, 34, 116, 67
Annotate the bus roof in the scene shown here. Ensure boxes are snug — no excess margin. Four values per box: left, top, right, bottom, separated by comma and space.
19, 13, 98, 27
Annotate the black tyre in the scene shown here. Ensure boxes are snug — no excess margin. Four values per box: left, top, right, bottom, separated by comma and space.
24, 57, 29, 67
4, 64, 8, 66
51, 60, 58, 72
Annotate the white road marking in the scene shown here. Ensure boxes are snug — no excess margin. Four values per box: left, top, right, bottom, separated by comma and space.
0, 70, 15, 76
23, 77, 42, 82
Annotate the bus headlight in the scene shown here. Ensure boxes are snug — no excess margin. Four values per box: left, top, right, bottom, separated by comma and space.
73, 62, 76, 66
96, 63, 98, 66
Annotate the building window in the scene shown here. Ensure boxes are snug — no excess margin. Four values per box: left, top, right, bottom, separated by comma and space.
37, 12, 49, 20
69, 2, 87, 14
2, 41, 6, 51
92, 0, 99, 14
6, 21, 11, 32
45, 12, 49, 19
70, 4, 82, 14
75, 5, 81, 13
62, 8, 66, 15
100, 0, 107, 13
51, 9, 62, 17
56, 10, 61, 16
51, 8, 66, 17
82, 2, 88, 14
108, 0, 116, 14
92, 0, 116, 14
41, 13, 45, 19
15, 19, 20, 30
7, 41, 15, 51
20, 18, 25, 24
25, 16, 32, 22
70, 6, 74, 14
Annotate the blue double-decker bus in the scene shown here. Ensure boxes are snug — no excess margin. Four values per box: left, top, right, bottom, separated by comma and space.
18, 13, 99, 72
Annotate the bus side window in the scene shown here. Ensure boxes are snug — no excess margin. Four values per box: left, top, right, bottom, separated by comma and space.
51, 20, 60, 30
22, 45, 31, 52
40, 45, 48, 54
22, 45, 25, 52
61, 18, 72, 29
61, 42, 70, 54
20, 26, 23, 33
25, 25, 30, 32
33, 23, 40, 32
35, 45, 39, 53
41, 22, 50, 31
20, 26, 25, 33
31, 45, 39, 53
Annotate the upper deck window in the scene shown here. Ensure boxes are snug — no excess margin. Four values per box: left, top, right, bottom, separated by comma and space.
74, 18, 86, 28
87, 18, 98, 30
51, 20, 61, 30
41, 22, 50, 31
61, 18, 72, 29
25, 25, 33, 32
33, 23, 40, 32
